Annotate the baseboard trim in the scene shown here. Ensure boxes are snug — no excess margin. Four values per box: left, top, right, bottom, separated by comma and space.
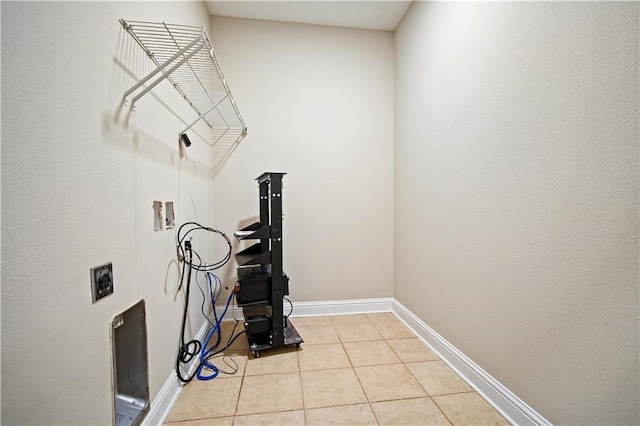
216, 297, 394, 320
289, 297, 394, 317
142, 319, 210, 426
392, 299, 551, 426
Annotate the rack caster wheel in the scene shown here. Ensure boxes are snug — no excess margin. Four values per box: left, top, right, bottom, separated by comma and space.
295, 343, 301, 349
252, 351, 260, 358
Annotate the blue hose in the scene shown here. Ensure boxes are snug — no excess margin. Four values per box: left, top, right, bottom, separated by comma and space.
196, 273, 235, 380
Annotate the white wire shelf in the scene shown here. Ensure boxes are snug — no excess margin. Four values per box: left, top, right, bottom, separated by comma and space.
120, 19, 247, 149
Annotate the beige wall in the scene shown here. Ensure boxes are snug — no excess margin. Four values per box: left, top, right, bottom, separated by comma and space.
2, 2, 218, 423
209, 16, 395, 303
394, 2, 639, 424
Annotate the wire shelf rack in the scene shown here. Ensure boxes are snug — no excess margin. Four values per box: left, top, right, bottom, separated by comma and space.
120, 19, 247, 149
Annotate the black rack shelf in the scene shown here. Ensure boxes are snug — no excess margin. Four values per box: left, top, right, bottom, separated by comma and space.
234, 222, 271, 241
234, 172, 302, 357
235, 243, 271, 267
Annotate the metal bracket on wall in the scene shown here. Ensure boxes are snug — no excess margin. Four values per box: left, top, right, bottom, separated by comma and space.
120, 19, 247, 149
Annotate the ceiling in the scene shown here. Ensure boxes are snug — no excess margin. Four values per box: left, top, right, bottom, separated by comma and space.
205, 1, 412, 31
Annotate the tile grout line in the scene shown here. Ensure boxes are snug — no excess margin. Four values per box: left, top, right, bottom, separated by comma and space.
376, 318, 445, 424
367, 312, 421, 425
230, 345, 250, 423
395, 341, 452, 424
387, 322, 460, 426
430, 394, 456, 426
381, 334, 457, 425
338, 314, 381, 425
296, 339, 307, 426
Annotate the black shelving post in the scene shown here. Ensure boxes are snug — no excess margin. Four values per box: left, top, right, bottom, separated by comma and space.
265, 173, 284, 347
258, 178, 269, 255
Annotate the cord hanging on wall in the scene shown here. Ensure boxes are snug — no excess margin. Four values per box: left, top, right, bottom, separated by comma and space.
120, 19, 247, 150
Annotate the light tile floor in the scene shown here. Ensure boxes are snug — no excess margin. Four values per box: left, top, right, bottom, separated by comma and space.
164, 313, 509, 425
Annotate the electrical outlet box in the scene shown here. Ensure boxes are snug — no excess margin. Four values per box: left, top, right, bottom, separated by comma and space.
153, 201, 163, 231
165, 201, 175, 229
91, 262, 113, 303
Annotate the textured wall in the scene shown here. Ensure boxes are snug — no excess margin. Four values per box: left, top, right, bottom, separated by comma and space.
2, 2, 218, 424
209, 16, 395, 303
394, 2, 639, 424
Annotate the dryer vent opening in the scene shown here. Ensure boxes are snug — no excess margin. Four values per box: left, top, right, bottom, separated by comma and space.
111, 300, 149, 426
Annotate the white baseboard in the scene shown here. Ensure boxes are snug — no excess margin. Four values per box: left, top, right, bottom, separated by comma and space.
145, 297, 549, 426
215, 297, 394, 320
142, 320, 210, 426
392, 299, 551, 426
288, 297, 393, 317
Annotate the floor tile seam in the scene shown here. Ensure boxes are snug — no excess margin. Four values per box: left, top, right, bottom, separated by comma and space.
330, 319, 374, 325
234, 406, 307, 418
333, 322, 379, 329
301, 341, 341, 346
384, 336, 421, 342
429, 394, 456, 426
299, 348, 365, 417
237, 368, 304, 413
296, 322, 332, 327
351, 363, 424, 404
405, 359, 445, 367
339, 334, 370, 405
370, 393, 455, 423
244, 370, 299, 377
338, 336, 386, 343
234, 407, 306, 418
165, 420, 236, 426
303, 401, 377, 411
299, 363, 358, 372
244, 368, 300, 377
431, 390, 478, 398
384, 337, 412, 362
433, 391, 511, 423
165, 376, 245, 422
349, 359, 405, 368
305, 403, 382, 425
233, 363, 247, 418
333, 326, 379, 332
342, 339, 396, 350
166, 412, 235, 423
342, 343, 400, 364
379, 333, 421, 340
329, 314, 374, 325
366, 313, 395, 323
343, 339, 403, 364
381, 322, 421, 337
399, 359, 435, 400
300, 365, 360, 377
366, 401, 383, 426
296, 344, 308, 426
403, 360, 475, 396
369, 321, 396, 335
367, 393, 439, 404
369, 395, 437, 405
397, 358, 478, 399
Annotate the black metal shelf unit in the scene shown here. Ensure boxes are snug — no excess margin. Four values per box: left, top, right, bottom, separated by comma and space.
234, 172, 302, 357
